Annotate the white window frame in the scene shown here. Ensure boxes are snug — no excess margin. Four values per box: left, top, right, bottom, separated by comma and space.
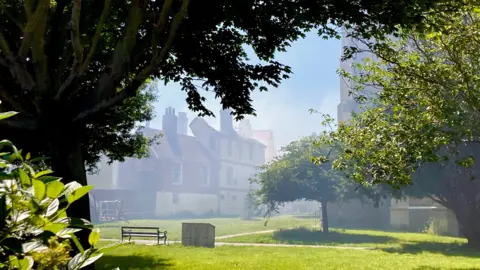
172, 162, 183, 185
201, 165, 210, 186
226, 166, 233, 185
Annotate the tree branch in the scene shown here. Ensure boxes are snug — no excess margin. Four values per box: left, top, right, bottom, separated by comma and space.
31, 0, 51, 92
54, 0, 84, 100
138, 0, 190, 78
0, 83, 29, 115
0, 32, 36, 91
71, 80, 143, 123
80, 0, 111, 73
0, 117, 38, 131
72, 0, 190, 123
19, 0, 49, 57
70, 0, 84, 74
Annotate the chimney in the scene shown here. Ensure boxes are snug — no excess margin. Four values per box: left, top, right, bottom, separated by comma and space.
162, 107, 181, 157
162, 107, 177, 137
220, 109, 235, 134
177, 112, 188, 135
239, 119, 253, 138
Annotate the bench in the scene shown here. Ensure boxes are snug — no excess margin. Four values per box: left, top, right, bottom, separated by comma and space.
121, 226, 167, 245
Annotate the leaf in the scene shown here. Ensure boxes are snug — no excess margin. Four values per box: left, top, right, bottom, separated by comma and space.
57, 228, 82, 238
64, 181, 83, 195
46, 199, 59, 217
33, 180, 46, 200
67, 185, 93, 204
22, 241, 46, 253
0, 111, 18, 121
34, 169, 53, 179
18, 169, 30, 188
80, 253, 103, 269
8, 149, 23, 162
25, 152, 31, 161
43, 223, 68, 234
89, 228, 101, 246
29, 156, 50, 163
68, 252, 84, 270
18, 256, 34, 270
39, 175, 62, 184
46, 181, 64, 199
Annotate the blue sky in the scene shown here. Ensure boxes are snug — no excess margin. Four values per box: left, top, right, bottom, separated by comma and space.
149, 31, 341, 149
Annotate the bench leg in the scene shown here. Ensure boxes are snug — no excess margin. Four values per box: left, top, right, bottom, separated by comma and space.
164, 236, 167, 245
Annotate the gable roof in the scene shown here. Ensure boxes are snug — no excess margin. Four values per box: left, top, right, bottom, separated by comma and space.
190, 116, 265, 148
140, 127, 217, 163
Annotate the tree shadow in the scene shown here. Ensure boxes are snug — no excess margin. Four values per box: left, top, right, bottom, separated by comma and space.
272, 227, 395, 245
412, 267, 480, 270
96, 254, 174, 269
381, 241, 480, 258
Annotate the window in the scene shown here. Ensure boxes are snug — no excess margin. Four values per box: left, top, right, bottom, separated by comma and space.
201, 165, 210, 186
209, 136, 217, 150
249, 144, 254, 160
238, 143, 243, 159
226, 167, 233, 185
172, 163, 182, 185
172, 193, 179, 204
228, 140, 232, 156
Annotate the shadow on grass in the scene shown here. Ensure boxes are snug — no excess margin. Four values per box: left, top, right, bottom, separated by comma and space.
272, 227, 395, 245
381, 241, 480, 258
96, 254, 174, 269
413, 267, 480, 270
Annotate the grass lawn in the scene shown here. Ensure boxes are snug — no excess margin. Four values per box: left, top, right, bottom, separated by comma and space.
96, 215, 317, 240
95, 243, 480, 269
222, 226, 475, 253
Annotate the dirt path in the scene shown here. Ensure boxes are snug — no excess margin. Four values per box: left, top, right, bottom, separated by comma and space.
214, 230, 277, 239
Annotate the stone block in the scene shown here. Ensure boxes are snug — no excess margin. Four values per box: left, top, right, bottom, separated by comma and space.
181, 223, 215, 248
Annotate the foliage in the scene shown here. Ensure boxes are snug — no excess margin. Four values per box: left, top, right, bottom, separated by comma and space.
0, 0, 465, 168
317, 3, 480, 188
0, 112, 106, 270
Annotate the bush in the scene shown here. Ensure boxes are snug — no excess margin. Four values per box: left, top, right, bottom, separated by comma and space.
0, 111, 107, 270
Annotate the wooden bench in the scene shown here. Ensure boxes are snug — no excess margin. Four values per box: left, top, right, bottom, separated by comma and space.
121, 226, 167, 245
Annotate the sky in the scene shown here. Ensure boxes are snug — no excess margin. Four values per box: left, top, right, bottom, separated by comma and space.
148, 31, 342, 150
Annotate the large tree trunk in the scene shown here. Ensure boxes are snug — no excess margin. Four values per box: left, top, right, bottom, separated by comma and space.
454, 207, 480, 250
320, 200, 329, 234
49, 131, 95, 269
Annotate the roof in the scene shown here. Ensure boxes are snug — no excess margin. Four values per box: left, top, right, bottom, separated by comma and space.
252, 130, 274, 147
136, 127, 216, 163
190, 116, 265, 147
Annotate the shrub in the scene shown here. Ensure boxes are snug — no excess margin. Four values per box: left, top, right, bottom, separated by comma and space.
0, 111, 106, 270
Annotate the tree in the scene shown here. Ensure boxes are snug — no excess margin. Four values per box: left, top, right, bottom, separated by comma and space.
253, 136, 361, 233
0, 0, 463, 254
317, 3, 480, 247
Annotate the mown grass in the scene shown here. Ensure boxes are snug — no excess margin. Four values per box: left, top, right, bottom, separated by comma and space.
221, 226, 477, 254
95, 243, 480, 269
96, 215, 317, 240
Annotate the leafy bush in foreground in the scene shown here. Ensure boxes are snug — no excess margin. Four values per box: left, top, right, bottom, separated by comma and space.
0, 111, 106, 270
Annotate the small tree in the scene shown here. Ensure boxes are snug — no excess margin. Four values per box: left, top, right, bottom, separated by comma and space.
253, 136, 360, 233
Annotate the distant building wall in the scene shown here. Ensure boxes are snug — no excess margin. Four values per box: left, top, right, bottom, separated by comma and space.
155, 192, 218, 217
87, 156, 118, 190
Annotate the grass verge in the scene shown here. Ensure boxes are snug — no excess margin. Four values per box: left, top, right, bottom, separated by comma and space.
221, 227, 478, 254
96, 243, 480, 269
96, 215, 317, 240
